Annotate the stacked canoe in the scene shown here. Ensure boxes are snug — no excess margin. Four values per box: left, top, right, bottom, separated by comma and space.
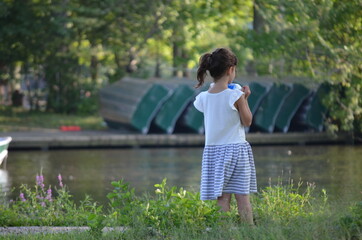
99, 77, 329, 134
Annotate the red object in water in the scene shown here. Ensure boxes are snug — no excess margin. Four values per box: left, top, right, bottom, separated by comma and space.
60, 126, 81, 131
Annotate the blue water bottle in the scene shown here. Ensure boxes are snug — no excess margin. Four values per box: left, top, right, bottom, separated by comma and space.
228, 83, 242, 90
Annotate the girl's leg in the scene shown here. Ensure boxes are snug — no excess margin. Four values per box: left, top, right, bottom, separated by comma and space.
235, 194, 254, 225
217, 193, 232, 211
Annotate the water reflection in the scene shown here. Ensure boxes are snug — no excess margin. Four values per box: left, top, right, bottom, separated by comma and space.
2, 145, 362, 204
254, 145, 362, 202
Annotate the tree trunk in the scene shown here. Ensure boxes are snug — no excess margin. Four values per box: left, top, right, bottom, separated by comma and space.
172, 42, 179, 77
182, 49, 189, 78
155, 54, 161, 78
253, 0, 266, 34
90, 54, 98, 84
154, 40, 161, 78
126, 48, 138, 73
247, 0, 267, 76
114, 52, 122, 69
89, 39, 99, 83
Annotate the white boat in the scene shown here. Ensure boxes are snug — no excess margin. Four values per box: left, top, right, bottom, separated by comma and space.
0, 169, 9, 193
0, 137, 12, 168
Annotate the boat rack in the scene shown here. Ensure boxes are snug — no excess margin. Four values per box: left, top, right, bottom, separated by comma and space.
99, 77, 329, 135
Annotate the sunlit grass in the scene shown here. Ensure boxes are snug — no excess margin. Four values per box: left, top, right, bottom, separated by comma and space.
0, 106, 105, 131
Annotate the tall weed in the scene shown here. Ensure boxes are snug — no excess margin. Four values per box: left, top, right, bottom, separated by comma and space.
252, 179, 328, 224
107, 178, 222, 235
0, 174, 102, 227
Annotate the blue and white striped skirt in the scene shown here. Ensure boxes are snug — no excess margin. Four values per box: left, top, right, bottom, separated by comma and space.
200, 142, 257, 200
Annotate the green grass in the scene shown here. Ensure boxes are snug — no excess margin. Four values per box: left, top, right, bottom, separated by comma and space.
0, 175, 361, 240
0, 106, 105, 131
0, 210, 360, 240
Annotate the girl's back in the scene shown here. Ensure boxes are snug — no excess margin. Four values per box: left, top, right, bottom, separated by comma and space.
194, 89, 246, 146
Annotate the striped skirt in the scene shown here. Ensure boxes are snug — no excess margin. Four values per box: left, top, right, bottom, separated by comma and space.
200, 142, 257, 200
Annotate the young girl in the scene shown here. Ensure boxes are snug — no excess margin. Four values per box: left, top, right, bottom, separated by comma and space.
193, 48, 257, 225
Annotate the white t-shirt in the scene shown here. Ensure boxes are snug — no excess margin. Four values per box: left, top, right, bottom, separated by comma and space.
193, 89, 246, 146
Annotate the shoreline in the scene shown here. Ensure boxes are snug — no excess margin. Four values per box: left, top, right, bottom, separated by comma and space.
0, 130, 354, 150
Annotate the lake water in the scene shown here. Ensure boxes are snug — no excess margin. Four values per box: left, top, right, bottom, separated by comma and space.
1, 145, 361, 205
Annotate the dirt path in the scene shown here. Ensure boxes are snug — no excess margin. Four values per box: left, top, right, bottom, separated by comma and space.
0, 226, 126, 235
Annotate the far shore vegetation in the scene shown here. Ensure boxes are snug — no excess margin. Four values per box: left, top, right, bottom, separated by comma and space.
0, 0, 361, 136
0, 106, 105, 132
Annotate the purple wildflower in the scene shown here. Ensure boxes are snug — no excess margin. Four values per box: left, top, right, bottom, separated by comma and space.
19, 192, 26, 202
36, 175, 45, 189
58, 174, 64, 188
41, 202, 46, 207
46, 187, 52, 201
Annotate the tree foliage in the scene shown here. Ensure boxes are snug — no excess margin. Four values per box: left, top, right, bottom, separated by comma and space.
0, 0, 360, 133
236, 0, 361, 133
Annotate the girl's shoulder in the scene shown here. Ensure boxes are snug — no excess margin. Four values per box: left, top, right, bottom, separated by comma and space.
195, 91, 208, 98
196, 88, 239, 98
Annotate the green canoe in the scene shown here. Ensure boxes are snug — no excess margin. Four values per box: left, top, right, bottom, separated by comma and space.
275, 84, 311, 133
99, 78, 171, 134
176, 84, 210, 134
153, 84, 196, 134
248, 82, 271, 115
253, 83, 293, 133
305, 83, 330, 132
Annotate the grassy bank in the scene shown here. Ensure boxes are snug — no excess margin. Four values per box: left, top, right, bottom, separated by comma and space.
0, 106, 105, 132
0, 174, 361, 240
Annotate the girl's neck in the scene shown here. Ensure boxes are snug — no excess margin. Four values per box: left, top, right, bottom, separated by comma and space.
208, 76, 231, 93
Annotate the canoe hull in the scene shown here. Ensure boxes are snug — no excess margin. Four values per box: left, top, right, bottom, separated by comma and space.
0, 137, 12, 167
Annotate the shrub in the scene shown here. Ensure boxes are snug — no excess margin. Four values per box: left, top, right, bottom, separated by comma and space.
0, 174, 102, 227
252, 179, 328, 224
107, 178, 223, 235
340, 201, 362, 239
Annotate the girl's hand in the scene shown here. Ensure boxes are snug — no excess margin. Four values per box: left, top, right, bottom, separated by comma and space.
242, 85, 251, 98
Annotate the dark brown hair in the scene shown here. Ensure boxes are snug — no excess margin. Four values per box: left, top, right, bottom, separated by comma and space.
196, 48, 238, 88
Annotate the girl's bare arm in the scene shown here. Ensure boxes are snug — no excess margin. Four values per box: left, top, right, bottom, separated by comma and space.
235, 86, 252, 127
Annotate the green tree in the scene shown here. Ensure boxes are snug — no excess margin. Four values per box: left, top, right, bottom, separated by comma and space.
0, 0, 67, 110
1, 0, 360, 134
158, 0, 253, 77
98, 0, 167, 82
238, 0, 361, 133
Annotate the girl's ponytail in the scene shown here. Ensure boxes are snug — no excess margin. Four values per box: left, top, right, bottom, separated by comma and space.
196, 53, 212, 88
196, 48, 238, 88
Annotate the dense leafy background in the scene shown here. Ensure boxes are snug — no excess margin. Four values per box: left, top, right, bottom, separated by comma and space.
0, 0, 360, 133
